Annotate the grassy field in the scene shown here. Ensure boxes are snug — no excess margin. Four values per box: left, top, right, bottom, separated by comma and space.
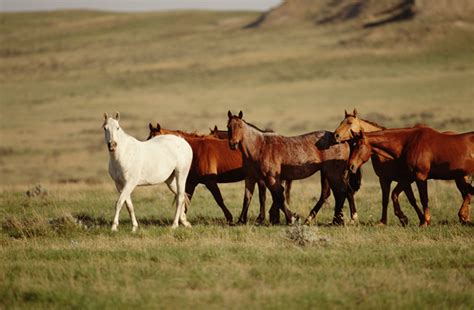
1, 5, 473, 309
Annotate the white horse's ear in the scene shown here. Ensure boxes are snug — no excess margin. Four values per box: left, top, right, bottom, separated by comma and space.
114, 112, 120, 121
227, 110, 232, 119
353, 109, 358, 117
104, 112, 108, 120
238, 110, 243, 119
149, 123, 153, 131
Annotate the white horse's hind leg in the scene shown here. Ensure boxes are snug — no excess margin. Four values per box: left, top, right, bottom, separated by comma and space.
166, 175, 181, 228
176, 169, 191, 228
112, 183, 135, 231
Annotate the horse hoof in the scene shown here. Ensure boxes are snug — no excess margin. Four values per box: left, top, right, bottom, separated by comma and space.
400, 216, 409, 227
376, 222, 386, 227
131, 226, 138, 233
111, 226, 118, 232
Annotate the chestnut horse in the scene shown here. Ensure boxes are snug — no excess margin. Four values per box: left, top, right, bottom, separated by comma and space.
148, 123, 270, 225
348, 128, 474, 225
227, 111, 361, 225
334, 109, 424, 226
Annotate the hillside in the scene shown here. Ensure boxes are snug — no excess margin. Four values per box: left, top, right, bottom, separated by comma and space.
246, 0, 474, 28
0, 9, 473, 185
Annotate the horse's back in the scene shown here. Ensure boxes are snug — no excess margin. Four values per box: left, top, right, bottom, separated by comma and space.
146, 135, 193, 169
407, 128, 474, 177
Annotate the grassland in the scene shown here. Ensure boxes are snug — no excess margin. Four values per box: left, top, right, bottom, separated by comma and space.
1, 7, 473, 309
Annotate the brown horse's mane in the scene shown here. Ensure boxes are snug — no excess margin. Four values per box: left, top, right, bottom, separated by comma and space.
360, 118, 386, 130
243, 120, 273, 133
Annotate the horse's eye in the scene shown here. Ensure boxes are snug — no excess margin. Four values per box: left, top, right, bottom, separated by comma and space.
103, 127, 106, 131
117, 127, 120, 130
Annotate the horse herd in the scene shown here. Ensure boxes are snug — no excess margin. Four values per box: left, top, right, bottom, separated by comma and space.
102, 110, 473, 231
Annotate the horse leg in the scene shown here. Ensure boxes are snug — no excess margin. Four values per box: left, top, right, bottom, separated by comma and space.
184, 181, 197, 213
391, 182, 409, 227
238, 178, 256, 225
346, 192, 358, 225
284, 180, 292, 205
111, 182, 135, 232
403, 183, 425, 226
305, 173, 331, 225
124, 197, 139, 232
416, 179, 430, 226
270, 177, 295, 225
167, 171, 190, 228
332, 189, 346, 226
204, 180, 234, 224
455, 177, 471, 224
379, 178, 391, 225
256, 180, 266, 224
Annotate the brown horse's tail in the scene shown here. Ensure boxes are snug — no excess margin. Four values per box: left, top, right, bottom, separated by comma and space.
284, 180, 292, 205
346, 168, 362, 193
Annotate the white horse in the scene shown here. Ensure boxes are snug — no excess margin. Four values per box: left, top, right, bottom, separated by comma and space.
102, 112, 193, 231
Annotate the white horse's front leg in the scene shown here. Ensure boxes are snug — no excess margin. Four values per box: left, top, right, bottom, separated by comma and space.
112, 183, 135, 232
125, 197, 139, 232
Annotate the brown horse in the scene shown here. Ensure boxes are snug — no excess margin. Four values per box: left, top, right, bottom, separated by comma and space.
209, 125, 229, 139
210, 124, 294, 205
348, 128, 474, 225
227, 111, 361, 225
334, 109, 424, 226
148, 123, 270, 225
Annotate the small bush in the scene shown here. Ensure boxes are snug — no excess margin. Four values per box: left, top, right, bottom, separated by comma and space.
285, 222, 331, 247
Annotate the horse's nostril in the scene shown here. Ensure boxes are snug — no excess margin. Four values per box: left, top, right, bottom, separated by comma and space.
350, 164, 354, 171
335, 133, 339, 138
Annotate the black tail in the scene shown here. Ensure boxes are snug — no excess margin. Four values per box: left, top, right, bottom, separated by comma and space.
347, 169, 362, 193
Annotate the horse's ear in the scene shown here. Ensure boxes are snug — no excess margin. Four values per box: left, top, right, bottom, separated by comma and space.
103, 112, 108, 120
156, 123, 161, 131
238, 110, 243, 119
114, 112, 120, 121
227, 110, 233, 119
149, 123, 153, 131
344, 109, 348, 117
353, 109, 358, 117
214, 125, 218, 131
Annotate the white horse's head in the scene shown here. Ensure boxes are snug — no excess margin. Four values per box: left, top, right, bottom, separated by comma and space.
103, 112, 121, 152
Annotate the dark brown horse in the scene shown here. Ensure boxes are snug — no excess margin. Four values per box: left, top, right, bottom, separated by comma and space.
348, 128, 474, 225
334, 109, 424, 226
148, 123, 269, 225
227, 111, 361, 225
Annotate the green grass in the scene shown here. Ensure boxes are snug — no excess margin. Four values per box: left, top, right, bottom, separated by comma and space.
1, 181, 473, 309
0, 8, 473, 309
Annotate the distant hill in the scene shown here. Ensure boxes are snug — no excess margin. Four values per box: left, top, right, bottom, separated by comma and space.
244, 0, 474, 28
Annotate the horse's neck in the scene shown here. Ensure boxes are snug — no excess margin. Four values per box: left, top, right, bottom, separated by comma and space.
367, 131, 407, 159
110, 130, 137, 164
360, 119, 384, 132
240, 124, 264, 160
